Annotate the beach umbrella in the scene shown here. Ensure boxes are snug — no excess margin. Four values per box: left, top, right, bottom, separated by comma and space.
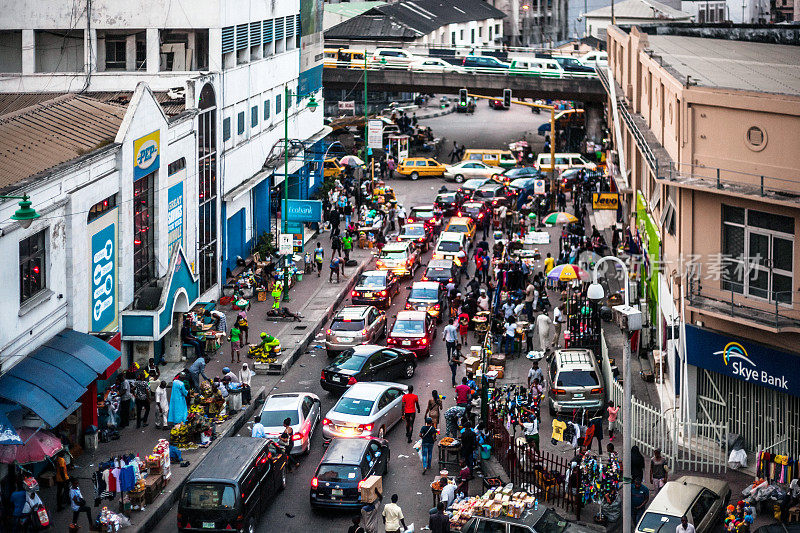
339, 155, 365, 167
0, 428, 63, 464
546, 264, 589, 282
543, 211, 578, 225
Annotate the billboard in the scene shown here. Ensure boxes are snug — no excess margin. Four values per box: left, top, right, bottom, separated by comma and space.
88, 208, 119, 332
299, 0, 324, 95
133, 130, 160, 181
167, 183, 184, 257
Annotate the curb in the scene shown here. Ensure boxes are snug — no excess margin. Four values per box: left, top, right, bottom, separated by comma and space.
416, 105, 456, 120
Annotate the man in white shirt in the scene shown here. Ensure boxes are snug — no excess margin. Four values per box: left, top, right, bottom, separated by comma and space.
251, 415, 267, 438
552, 304, 565, 348
455, 248, 469, 280
382, 494, 407, 533
527, 361, 543, 389
439, 477, 457, 508
676, 515, 696, 533
536, 312, 552, 353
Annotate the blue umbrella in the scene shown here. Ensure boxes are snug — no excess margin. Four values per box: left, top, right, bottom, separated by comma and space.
0, 412, 22, 446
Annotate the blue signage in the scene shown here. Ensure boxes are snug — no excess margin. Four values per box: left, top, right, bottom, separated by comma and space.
167, 184, 183, 256
283, 199, 322, 222
91, 222, 116, 332
285, 221, 305, 234
685, 325, 797, 397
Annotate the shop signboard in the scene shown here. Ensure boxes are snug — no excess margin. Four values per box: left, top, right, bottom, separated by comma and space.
533, 179, 546, 195
133, 130, 160, 181
685, 325, 797, 398
88, 208, 119, 332
367, 119, 384, 149
283, 199, 322, 222
279, 234, 294, 255
167, 183, 183, 257
592, 192, 619, 210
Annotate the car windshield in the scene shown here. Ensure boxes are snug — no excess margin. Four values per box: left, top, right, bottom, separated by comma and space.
462, 206, 482, 215
317, 464, 360, 483
380, 250, 407, 259
437, 193, 457, 202
260, 409, 300, 427
563, 58, 582, 67
510, 178, 536, 189
474, 188, 499, 198
556, 370, 600, 387
401, 226, 426, 237
181, 483, 237, 510
410, 287, 439, 299
393, 320, 424, 334
333, 398, 375, 417
331, 319, 366, 332
463, 180, 485, 188
427, 268, 451, 278
332, 351, 368, 371
358, 274, 385, 288
533, 508, 571, 533
437, 241, 461, 252
637, 513, 682, 533
447, 224, 469, 233
412, 210, 434, 219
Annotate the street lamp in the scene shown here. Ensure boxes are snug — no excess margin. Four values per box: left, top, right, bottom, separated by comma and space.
587, 255, 640, 533
2, 194, 40, 229
282, 86, 320, 301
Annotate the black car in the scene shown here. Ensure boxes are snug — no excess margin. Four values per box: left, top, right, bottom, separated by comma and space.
351, 270, 400, 309
457, 201, 489, 223
178, 437, 286, 532
320, 345, 417, 394
310, 437, 389, 509
553, 55, 595, 74
494, 166, 544, 183
434, 191, 464, 216
462, 506, 596, 533
422, 259, 460, 286
472, 182, 510, 207
396, 223, 433, 252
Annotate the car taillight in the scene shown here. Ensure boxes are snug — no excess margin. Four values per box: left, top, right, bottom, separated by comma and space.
553, 388, 567, 395
292, 433, 303, 441
406, 218, 413, 223
420, 338, 428, 345
321, 370, 326, 380
591, 387, 604, 394
422, 276, 428, 281
361, 329, 368, 336
311, 477, 318, 489
377, 260, 384, 267
357, 480, 364, 489
322, 418, 330, 426
457, 211, 462, 217
347, 376, 358, 385
405, 303, 412, 310
448, 278, 453, 282
351, 290, 357, 297
433, 304, 440, 309
380, 290, 387, 296
417, 237, 424, 242
326, 329, 332, 335
387, 337, 396, 344
358, 423, 373, 432
478, 213, 484, 219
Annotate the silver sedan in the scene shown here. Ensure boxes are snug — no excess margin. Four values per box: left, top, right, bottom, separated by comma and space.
260, 392, 322, 454
322, 382, 408, 442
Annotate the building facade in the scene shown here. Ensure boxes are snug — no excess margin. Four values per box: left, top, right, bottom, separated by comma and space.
602, 23, 800, 458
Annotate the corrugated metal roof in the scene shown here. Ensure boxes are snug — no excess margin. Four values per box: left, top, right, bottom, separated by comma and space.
324, 1, 387, 19
0, 90, 185, 117
0, 94, 126, 190
584, 0, 691, 19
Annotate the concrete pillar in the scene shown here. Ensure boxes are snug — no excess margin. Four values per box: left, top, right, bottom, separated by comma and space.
21, 29, 35, 74
125, 34, 136, 71
146, 28, 159, 73
585, 102, 604, 143
208, 27, 222, 73
85, 29, 97, 75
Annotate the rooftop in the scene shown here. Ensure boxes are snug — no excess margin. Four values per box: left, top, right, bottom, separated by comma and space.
324, 1, 387, 19
0, 90, 186, 117
644, 35, 800, 96
584, 0, 691, 19
0, 94, 126, 191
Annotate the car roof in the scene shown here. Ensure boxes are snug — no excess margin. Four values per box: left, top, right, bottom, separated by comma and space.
477, 182, 502, 190
397, 310, 427, 321
263, 393, 303, 411
381, 241, 410, 251
411, 204, 434, 210
412, 281, 441, 291
360, 270, 388, 277
335, 306, 372, 320
438, 231, 465, 241
401, 222, 426, 229
321, 438, 370, 465
341, 381, 397, 400
462, 178, 488, 186
428, 259, 454, 268
462, 201, 485, 208
188, 437, 267, 482
646, 476, 728, 515
447, 217, 473, 225
555, 349, 596, 369
348, 344, 383, 357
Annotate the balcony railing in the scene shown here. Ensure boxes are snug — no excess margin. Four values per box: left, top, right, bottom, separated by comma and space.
665, 162, 800, 204
686, 277, 800, 331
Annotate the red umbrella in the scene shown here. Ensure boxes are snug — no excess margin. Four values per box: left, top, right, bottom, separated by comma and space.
0, 428, 63, 464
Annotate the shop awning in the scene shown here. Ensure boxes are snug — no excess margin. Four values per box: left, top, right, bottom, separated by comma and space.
0, 330, 121, 427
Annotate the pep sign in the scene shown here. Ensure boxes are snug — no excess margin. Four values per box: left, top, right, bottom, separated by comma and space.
134, 130, 160, 180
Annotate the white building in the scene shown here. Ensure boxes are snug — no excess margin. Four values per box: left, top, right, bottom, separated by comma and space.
582, 0, 692, 38
681, 0, 729, 21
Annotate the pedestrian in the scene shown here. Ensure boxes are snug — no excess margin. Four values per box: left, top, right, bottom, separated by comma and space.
181, 316, 205, 360
420, 417, 436, 474
460, 421, 477, 471
607, 401, 619, 442
397, 204, 406, 228
280, 417, 300, 471
535, 306, 552, 352
155, 380, 169, 429
388, 204, 396, 232
455, 377, 472, 408
116, 374, 133, 428
55, 450, 70, 511
235, 309, 249, 344
650, 448, 669, 490
425, 390, 443, 429
457, 311, 469, 346
69, 479, 93, 529
503, 315, 517, 356
456, 247, 469, 280
133, 371, 151, 428
342, 232, 353, 262
430, 501, 451, 533
314, 242, 325, 277
522, 414, 539, 453
524, 280, 537, 320
402, 385, 420, 443
439, 475, 457, 509
382, 494, 407, 533
229, 323, 242, 363
146, 357, 160, 379
239, 362, 253, 405
676, 515, 696, 533
527, 360, 543, 389
552, 304, 565, 348
379, 157, 388, 180
10, 482, 26, 528
330, 255, 341, 283
332, 233, 343, 257
205, 308, 228, 334
631, 478, 650, 524
361, 493, 382, 533
631, 445, 646, 483
348, 515, 366, 533
187, 354, 210, 391
449, 141, 459, 163
168, 373, 189, 426
251, 415, 267, 438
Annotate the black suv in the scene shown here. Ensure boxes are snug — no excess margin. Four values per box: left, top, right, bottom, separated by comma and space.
310, 437, 389, 509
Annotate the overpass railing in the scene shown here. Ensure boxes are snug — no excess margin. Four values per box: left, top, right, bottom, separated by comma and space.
323, 59, 598, 80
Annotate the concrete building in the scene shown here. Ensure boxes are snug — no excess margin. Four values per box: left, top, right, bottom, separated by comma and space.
324, 1, 387, 31
582, 0, 691, 38
490, 0, 569, 45
601, 23, 800, 458
681, 0, 728, 21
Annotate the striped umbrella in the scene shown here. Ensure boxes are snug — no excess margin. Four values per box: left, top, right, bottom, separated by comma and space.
543, 211, 578, 225
546, 264, 590, 282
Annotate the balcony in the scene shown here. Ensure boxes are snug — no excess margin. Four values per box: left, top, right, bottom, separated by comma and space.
686, 277, 800, 332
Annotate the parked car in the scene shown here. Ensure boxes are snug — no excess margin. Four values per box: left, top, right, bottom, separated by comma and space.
351, 270, 400, 309
320, 345, 417, 394
547, 349, 605, 416
376, 240, 421, 278
462, 506, 596, 533
407, 204, 443, 231
396, 222, 433, 251
177, 437, 286, 532
422, 259, 460, 285
444, 216, 477, 242
310, 437, 389, 509
434, 190, 464, 216
432, 232, 468, 263
460, 55, 510, 71
457, 200, 490, 223
405, 281, 446, 323
371, 48, 418, 68
260, 392, 321, 454
458, 177, 490, 198
636, 476, 731, 533
325, 306, 387, 355
396, 157, 446, 180
323, 158, 344, 179
386, 310, 437, 356
322, 382, 407, 441
444, 160, 504, 183
409, 57, 464, 73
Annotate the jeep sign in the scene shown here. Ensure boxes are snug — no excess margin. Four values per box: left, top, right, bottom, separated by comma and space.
592, 192, 619, 210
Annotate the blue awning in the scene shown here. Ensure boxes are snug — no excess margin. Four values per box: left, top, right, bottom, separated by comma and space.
0, 329, 120, 427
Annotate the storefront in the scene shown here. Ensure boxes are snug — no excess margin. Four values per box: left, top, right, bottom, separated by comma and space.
685, 325, 800, 459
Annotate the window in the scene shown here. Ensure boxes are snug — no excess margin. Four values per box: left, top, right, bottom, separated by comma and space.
197, 84, 218, 293
691, 490, 719, 524
451, 31, 456, 43
222, 117, 231, 141
460, 29, 464, 40
746, 126, 767, 151
105, 37, 126, 70
471, 28, 475, 44
276, 94, 282, 114
19, 229, 46, 303
478, 26, 482, 37
133, 172, 156, 292
495, 24, 501, 34
168, 157, 186, 176
87, 195, 117, 223
237, 111, 245, 135
263, 100, 270, 120
251, 105, 258, 127
722, 204, 794, 303
489, 27, 492, 40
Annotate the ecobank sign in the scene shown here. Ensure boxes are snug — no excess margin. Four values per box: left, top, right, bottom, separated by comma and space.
685, 325, 796, 397
283, 199, 322, 222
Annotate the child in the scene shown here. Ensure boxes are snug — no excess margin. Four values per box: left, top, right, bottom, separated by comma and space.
229, 324, 242, 363
607, 401, 619, 442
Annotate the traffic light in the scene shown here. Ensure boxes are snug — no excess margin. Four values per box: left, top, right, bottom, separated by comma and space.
503, 88, 512, 108
459, 88, 468, 107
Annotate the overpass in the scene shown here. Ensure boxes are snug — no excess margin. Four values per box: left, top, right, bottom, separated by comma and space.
322, 67, 606, 103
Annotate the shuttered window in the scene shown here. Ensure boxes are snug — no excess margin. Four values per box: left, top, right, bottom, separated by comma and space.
285, 15, 294, 38
263, 19, 274, 44
236, 24, 248, 50
221, 26, 235, 54
275, 17, 284, 40
250, 22, 261, 46
296, 13, 301, 36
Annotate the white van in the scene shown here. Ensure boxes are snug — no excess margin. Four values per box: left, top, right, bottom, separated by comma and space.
581, 51, 608, 69
509, 58, 563, 78
432, 232, 467, 263
535, 153, 597, 173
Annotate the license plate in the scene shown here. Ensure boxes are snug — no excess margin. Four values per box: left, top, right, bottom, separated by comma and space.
363, 292, 373, 298
574, 394, 584, 399
337, 375, 347, 383
402, 340, 412, 346
203, 523, 215, 529
332, 488, 344, 496
338, 337, 353, 342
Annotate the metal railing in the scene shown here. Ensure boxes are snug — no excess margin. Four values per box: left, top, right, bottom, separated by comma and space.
322, 59, 599, 79
616, 97, 660, 177
686, 277, 800, 330
665, 161, 800, 200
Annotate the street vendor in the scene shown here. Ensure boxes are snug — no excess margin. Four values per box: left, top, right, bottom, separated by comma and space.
181, 316, 205, 360
271, 279, 283, 310
253, 332, 281, 359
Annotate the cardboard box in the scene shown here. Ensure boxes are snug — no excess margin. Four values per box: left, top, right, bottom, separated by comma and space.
360, 475, 383, 503
488, 353, 506, 367
487, 366, 504, 379
464, 356, 480, 374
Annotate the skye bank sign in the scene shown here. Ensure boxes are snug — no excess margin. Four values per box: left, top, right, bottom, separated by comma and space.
685, 325, 796, 397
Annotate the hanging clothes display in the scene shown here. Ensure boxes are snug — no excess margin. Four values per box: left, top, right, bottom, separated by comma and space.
92, 454, 144, 504
755, 451, 796, 484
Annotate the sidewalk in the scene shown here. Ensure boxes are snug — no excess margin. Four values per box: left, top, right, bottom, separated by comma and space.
40, 239, 375, 532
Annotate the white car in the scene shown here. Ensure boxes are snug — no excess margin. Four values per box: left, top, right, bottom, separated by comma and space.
444, 160, 504, 183
636, 476, 731, 533
260, 392, 322, 454
408, 58, 464, 73
322, 382, 407, 441
580, 51, 608, 69
370, 48, 419, 68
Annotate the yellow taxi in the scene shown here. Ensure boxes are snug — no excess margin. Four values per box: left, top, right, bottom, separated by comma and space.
324, 158, 344, 179
444, 216, 477, 241
395, 158, 447, 180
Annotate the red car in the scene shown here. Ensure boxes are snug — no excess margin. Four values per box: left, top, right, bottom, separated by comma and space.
386, 311, 437, 357
490, 99, 506, 110
406, 205, 442, 232
457, 201, 490, 223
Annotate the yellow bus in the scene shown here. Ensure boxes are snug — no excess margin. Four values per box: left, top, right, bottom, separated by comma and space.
323, 48, 367, 69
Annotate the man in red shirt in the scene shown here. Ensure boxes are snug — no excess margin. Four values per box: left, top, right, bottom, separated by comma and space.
455, 377, 472, 408
402, 385, 421, 443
